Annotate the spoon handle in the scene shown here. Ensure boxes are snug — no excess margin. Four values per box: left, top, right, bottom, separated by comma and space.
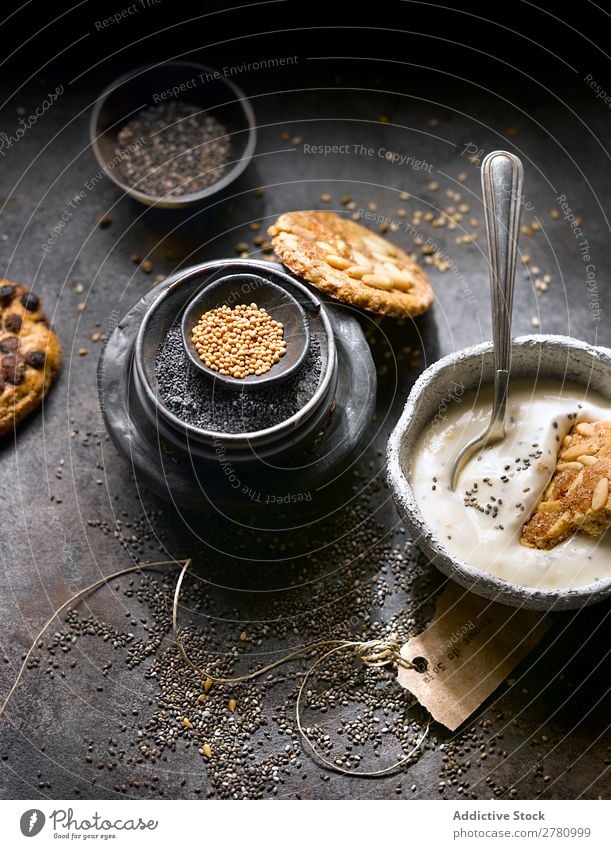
481, 151, 524, 377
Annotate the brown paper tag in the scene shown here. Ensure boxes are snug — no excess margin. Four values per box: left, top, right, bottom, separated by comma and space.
397, 581, 551, 730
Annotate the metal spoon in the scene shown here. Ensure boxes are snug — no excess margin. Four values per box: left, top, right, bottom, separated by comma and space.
450, 150, 524, 490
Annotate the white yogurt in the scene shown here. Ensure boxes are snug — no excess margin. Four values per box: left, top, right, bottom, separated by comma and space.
409, 379, 611, 590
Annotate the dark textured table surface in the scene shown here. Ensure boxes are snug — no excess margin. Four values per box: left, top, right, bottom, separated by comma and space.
0, 5, 609, 800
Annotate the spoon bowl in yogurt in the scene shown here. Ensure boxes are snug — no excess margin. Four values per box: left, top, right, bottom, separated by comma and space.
387, 335, 611, 610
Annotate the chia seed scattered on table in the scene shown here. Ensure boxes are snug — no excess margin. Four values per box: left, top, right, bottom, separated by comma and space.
19, 483, 440, 799
114, 101, 230, 198
155, 320, 322, 433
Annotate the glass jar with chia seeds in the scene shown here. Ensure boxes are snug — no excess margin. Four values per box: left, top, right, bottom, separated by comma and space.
98, 260, 376, 514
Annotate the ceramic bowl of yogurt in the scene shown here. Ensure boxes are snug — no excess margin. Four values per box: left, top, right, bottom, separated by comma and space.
387, 334, 611, 610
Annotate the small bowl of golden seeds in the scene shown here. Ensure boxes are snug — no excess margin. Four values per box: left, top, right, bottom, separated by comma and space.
181, 273, 311, 390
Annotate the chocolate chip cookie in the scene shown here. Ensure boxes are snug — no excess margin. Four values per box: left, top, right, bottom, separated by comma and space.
0, 280, 62, 437
268, 211, 434, 318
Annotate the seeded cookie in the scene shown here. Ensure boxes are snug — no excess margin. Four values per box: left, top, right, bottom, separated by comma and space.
521, 420, 611, 550
0, 280, 61, 437
268, 211, 433, 317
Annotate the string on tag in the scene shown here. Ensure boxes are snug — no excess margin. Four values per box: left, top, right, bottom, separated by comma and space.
1, 558, 430, 777
172, 560, 430, 777
295, 642, 429, 776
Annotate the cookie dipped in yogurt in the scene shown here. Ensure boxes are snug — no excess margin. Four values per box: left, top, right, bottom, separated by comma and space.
410, 379, 611, 590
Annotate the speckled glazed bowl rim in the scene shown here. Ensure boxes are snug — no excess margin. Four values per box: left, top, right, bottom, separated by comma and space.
89, 61, 257, 207
134, 259, 337, 446
387, 334, 611, 610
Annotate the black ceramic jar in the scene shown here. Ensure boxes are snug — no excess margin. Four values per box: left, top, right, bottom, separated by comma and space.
98, 260, 376, 513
